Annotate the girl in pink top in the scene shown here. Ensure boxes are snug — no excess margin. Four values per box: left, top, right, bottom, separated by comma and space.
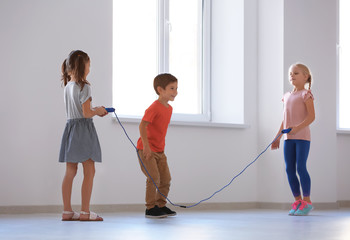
271, 63, 315, 216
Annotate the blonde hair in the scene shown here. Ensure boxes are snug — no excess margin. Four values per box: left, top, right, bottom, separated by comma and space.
289, 63, 312, 90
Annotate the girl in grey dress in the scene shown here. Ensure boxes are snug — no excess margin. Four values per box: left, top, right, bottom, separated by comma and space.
59, 50, 107, 221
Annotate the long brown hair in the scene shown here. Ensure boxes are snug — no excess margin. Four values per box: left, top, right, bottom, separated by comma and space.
61, 50, 90, 91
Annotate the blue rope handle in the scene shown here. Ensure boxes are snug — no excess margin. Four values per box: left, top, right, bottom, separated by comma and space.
110, 109, 289, 208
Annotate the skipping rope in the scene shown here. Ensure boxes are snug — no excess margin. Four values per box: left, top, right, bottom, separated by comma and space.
106, 108, 291, 209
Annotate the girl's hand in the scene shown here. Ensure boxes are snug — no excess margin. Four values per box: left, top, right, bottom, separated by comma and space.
143, 146, 152, 161
271, 138, 280, 150
95, 106, 108, 117
288, 126, 298, 135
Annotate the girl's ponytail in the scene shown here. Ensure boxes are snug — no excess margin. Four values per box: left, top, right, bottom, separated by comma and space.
61, 59, 70, 86
61, 50, 90, 90
73, 54, 90, 91
308, 75, 312, 90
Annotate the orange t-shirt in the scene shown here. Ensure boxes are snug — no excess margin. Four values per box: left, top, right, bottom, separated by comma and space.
137, 100, 173, 152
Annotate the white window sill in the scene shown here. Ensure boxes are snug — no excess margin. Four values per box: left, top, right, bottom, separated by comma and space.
110, 115, 249, 129
337, 128, 350, 134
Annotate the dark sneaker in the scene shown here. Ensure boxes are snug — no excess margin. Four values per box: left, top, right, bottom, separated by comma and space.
145, 206, 168, 218
159, 206, 177, 216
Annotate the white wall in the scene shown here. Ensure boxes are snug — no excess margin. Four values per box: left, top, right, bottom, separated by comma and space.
257, 0, 344, 204
211, 0, 244, 124
0, 0, 258, 207
0, 0, 348, 208
284, 0, 338, 203
337, 136, 350, 201
257, 0, 288, 203
0, 0, 113, 206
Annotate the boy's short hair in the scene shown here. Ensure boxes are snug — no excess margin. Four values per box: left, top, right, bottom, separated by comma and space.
153, 73, 178, 95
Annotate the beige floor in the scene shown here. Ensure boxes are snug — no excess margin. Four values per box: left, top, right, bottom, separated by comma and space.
1, 209, 350, 240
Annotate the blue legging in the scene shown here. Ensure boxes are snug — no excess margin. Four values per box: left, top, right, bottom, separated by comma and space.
284, 139, 311, 197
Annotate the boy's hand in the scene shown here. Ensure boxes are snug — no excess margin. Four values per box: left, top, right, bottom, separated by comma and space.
143, 146, 152, 161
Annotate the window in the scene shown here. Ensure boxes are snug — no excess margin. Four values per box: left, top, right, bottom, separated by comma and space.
168, 0, 205, 116
338, 0, 350, 129
113, 0, 245, 126
113, 0, 209, 121
113, 0, 158, 117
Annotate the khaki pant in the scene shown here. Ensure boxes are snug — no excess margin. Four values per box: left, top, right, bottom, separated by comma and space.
137, 150, 171, 209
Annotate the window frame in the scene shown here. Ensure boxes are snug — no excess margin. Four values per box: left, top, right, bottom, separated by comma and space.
337, 0, 350, 133
112, 0, 247, 128
158, 0, 211, 122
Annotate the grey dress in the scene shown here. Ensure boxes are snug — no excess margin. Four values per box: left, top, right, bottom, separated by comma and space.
59, 81, 102, 163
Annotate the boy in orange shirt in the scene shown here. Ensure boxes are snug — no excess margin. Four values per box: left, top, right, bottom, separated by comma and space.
136, 73, 178, 218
